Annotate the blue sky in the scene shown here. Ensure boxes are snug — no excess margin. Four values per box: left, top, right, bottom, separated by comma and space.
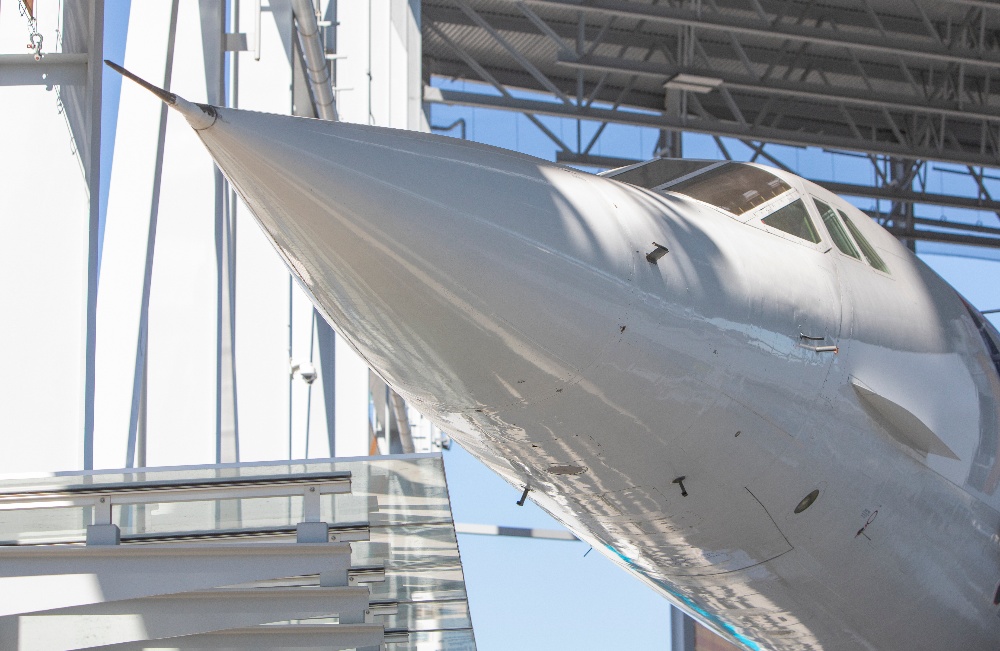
444, 445, 670, 649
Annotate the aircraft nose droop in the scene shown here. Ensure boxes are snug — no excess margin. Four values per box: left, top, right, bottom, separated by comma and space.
128, 75, 638, 414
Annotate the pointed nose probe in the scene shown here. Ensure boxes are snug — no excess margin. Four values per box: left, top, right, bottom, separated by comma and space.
104, 60, 217, 130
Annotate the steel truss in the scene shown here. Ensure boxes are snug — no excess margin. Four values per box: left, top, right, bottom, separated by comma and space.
423, 0, 1000, 249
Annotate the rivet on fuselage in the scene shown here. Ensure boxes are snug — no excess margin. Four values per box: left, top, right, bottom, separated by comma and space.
794, 489, 821, 514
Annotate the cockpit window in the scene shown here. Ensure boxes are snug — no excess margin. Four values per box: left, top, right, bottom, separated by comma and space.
604, 158, 716, 189
813, 198, 860, 259
667, 163, 793, 216
760, 199, 821, 243
839, 210, 890, 273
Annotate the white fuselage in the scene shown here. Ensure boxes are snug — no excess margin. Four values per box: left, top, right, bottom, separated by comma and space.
180, 103, 1000, 650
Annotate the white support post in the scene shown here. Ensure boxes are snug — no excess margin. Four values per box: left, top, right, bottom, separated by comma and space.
671, 606, 696, 651
296, 484, 330, 543
86, 498, 120, 546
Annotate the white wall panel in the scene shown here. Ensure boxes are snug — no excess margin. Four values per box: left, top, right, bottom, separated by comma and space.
333, 0, 370, 126
230, 0, 297, 463
0, 9, 89, 473
143, 0, 218, 467
3, 0, 429, 474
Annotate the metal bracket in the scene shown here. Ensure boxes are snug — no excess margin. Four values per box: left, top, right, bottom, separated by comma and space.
224, 33, 249, 52
365, 601, 398, 623
348, 566, 386, 585
645, 242, 669, 264
800, 344, 839, 353
86, 524, 121, 546
799, 332, 837, 353
296, 521, 330, 543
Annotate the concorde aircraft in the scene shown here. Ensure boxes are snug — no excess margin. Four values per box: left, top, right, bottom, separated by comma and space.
108, 61, 1000, 650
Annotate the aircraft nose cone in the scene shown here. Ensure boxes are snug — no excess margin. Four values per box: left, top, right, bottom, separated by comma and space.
196, 109, 636, 411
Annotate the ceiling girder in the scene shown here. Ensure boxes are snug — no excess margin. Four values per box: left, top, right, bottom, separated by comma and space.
425, 85, 1000, 168
554, 52, 1000, 124
881, 224, 1000, 249
423, 1, 1000, 250
501, 0, 1000, 69
423, 4, 999, 97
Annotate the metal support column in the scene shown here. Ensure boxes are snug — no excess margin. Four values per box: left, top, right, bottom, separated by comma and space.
82, 0, 105, 471
891, 158, 918, 252
671, 606, 696, 651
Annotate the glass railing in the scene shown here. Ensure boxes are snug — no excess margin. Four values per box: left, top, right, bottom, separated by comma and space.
0, 454, 476, 650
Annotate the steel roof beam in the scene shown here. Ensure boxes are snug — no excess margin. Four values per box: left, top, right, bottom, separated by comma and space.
427, 58, 999, 159
424, 5, 984, 87
942, 0, 1000, 9
424, 5, 999, 133
425, 85, 1000, 168
818, 181, 1000, 212
555, 53, 1000, 124
501, 0, 1000, 69
455, 0, 573, 105
881, 225, 1000, 248
426, 21, 573, 151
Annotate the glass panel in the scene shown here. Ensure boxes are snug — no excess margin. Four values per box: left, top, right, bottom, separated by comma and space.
839, 210, 890, 273
0, 455, 441, 500
603, 158, 715, 189
407, 628, 478, 650
667, 163, 792, 215
760, 199, 821, 243
813, 199, 860, 258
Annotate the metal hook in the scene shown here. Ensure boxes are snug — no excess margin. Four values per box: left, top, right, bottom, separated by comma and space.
29, 32, 43, 60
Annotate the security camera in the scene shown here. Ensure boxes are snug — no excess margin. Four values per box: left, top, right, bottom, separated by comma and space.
290, 361, 317, 385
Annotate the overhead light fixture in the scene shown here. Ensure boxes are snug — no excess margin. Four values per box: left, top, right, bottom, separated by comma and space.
664, 73, 723, 94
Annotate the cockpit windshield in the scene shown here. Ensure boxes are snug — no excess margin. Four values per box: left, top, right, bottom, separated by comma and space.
666, 163, 792, 216
608, 159, 824, 245
602, 158, 716, 190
